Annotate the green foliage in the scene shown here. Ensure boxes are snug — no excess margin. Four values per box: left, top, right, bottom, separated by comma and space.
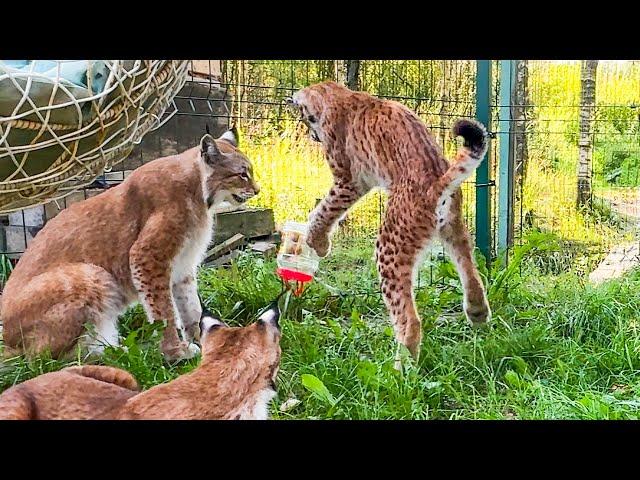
0, 254, 12, 290
2, 61, 640, 420
0, 352, 71, 392
2, 240, 640, 419
602, 152, 640, 187
231, 60, 639, 265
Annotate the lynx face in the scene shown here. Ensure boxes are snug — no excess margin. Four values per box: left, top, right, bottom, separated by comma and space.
286, 81, 347, 143
199, 304, 282, 387
200, 128, 260, 208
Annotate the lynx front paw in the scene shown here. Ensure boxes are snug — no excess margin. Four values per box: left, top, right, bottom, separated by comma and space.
162, 341, 201, 362
306, 230, 331, 258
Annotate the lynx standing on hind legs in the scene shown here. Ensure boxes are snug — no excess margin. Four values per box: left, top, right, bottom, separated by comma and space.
288, 81, 491, 363
0, 127, 260, 362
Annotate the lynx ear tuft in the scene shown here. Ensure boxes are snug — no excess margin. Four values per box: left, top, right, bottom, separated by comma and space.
218, 124, 239, 148
258, 302, 280, 327
199, 312, 226, 334
200, 134, 222, 166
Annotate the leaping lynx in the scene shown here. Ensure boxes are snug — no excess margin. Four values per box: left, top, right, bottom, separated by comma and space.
288, 81, 490, 362
1, 127, 259, 362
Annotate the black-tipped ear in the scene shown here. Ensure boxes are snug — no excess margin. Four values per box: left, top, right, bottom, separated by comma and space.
201, 303, 215, 319
199, 313, 226, 334
201, 134, 222, 166
258, 302, 281, 328
218, 124, 239, 148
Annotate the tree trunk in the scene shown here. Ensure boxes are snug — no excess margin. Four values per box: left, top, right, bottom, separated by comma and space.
439, 61, 449, 149
513, 60, 530, 184
577, 60, 598, 208
345, 60, 360, 90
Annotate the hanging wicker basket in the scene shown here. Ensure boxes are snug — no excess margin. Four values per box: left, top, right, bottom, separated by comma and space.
0, 60, 190, 214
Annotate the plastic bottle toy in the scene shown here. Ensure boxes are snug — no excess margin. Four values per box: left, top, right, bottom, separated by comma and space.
276, 221, 320, 296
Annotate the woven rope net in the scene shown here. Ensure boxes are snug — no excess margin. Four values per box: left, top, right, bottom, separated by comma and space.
0, 60, 190, 214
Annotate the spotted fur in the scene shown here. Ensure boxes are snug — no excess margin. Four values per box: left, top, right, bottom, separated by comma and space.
290, 81, 491, 361
0, 306, 281, 420
1, 128, 260, 362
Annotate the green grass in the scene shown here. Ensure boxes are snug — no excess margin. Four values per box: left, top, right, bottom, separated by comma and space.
3, 61, 640, 419
2, 234, 640, 420
0, 254, 12, 291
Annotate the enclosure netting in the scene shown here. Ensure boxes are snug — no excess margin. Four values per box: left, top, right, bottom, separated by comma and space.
221, 60, 482, 238
0, 60, 189, 213
2, 60, 639, 281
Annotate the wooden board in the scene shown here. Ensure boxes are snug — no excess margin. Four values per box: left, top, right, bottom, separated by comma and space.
189, 61, 222, 80
203, 249, 241, 268
213, 208, 275, 245
250, 241, 277, 258
204, 233, 245, 262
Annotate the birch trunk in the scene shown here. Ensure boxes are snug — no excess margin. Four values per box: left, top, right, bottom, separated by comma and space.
577, 60, 598, 208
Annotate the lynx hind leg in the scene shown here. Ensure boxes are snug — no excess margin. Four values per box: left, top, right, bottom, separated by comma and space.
376, 191, 436, 364
0, 387, 35, 420
78, 298, 124, 357
2, 264, 125, 359
438, 196, 491, 325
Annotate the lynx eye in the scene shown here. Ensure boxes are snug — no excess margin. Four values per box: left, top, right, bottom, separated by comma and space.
239, 168, 250, 181
308, 114, 317, 123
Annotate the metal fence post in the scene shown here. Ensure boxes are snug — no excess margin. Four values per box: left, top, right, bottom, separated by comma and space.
475, 60, 492, 264
497, 60, 516, 262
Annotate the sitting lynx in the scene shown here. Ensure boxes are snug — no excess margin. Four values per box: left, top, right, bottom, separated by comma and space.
0, 304, 282, 420
288, 81, 490, 363
1, 127, 259, 362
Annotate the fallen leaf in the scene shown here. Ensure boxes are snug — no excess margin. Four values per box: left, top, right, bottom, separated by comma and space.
279, 398, 302, 412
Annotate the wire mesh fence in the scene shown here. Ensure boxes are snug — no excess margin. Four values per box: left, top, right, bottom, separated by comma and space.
219, 60, 486, 286
1, 60, 638, 283
509, 60, 640, 274
222, 60, 482, 242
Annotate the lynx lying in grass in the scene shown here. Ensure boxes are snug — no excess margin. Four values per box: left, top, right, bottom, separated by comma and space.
0, 304, 281, 420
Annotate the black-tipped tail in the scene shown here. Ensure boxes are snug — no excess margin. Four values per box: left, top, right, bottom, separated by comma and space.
452, 119, 488, 159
